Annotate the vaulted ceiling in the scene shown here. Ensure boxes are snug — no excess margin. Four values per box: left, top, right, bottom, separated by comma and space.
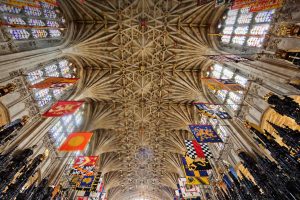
60, 0, 223, 199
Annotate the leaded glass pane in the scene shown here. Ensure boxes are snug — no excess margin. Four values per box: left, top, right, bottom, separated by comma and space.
232, 36, 246, 45
225, 16, 237, 25
45, 64, 59, 77
28, 19, 45, 26
31, 29, 48, 39
235, 74, 248, 87
27, 70, 44, 84
223, 26, 234, 34
216, 90, 228, 102
227, 9, 238, 16
0, 4, 21, 14
49, 29, 61, 38
226, 98, 239, 111
3, 16, 26, 25
250, 24, 270, 35
53, 89, 63, 99
221, 35, 231, 43
62, 115, 73, 126
234, 26, 249, 35
247, 37, 264, 47
255, 10, 275, 23
237, 13, 253, 24
228, 92, 242, 103
34, 89, 52, 107
8, 29, 30, 40
214, 64, 223, 72
24, 6, 42, 17
222, 68, 234, 79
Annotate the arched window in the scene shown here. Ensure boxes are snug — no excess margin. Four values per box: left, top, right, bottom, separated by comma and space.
0, 1, 66, 53
218, 7, 276, 49
207, 63, 248, 112
26, 59, 76, 108
49, 105, 89, 155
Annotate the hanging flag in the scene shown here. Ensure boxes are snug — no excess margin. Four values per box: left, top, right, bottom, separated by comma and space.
42, 101, 84, 117
185, 155, 212, 171
178, 178, 202, 198
231, 0, 256, 10
79, 175, 95, 188
200, 143, 214, 159
202, 78, 244, 91
208, 55, 251, 62
189, 125, 222, 143
70, 175, 83, 187
58, 132, 93, 152
182, 157, 210, 185
249, 0, 283, 12
175, 184, 183, 198
70, 164, 96, 176
195, 103, 231, 119
30, 77, 79, 89
185, 140, 205, 159
74, 156, 98, 167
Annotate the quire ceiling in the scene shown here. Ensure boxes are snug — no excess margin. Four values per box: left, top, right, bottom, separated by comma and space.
61, 0, 222, 199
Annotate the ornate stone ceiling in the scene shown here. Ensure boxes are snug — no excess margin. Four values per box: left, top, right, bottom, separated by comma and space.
61, 0, 221, 199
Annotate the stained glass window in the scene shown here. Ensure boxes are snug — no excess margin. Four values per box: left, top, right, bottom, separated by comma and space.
0, 1, 65, 41
219, 8, 275, 48
49, 105, 85, 153
26, 59, 76, 108
208, 63, 248, 112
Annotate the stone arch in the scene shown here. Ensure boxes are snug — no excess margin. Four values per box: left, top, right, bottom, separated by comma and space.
0, 102, 10, 127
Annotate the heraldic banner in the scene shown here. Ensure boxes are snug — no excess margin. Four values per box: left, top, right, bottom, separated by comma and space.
74, 156, 98, 167
43, 100, 84, 117
30, 77, 79, 89
58, 132, 93, 152
189, 125, 223, 143
195, 103, 231, 119
177, 178, 202, 198
181, 156, 210, 185
202, 78, 244, 91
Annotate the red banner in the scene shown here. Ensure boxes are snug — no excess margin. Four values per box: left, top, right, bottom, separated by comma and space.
250, 0, 283, 12
42, 101, 84, 117
30, 77, 79, 89
232, 0, 283, 11
58, 132, 93, 152
73, 156, 98, 167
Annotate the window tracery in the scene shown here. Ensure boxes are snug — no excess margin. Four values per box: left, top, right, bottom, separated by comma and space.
208, 63, 248, 112
49, 106, 86, 154
0, 1, 66, 52
26, 59, 76, 108
219, 8, 275, 49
